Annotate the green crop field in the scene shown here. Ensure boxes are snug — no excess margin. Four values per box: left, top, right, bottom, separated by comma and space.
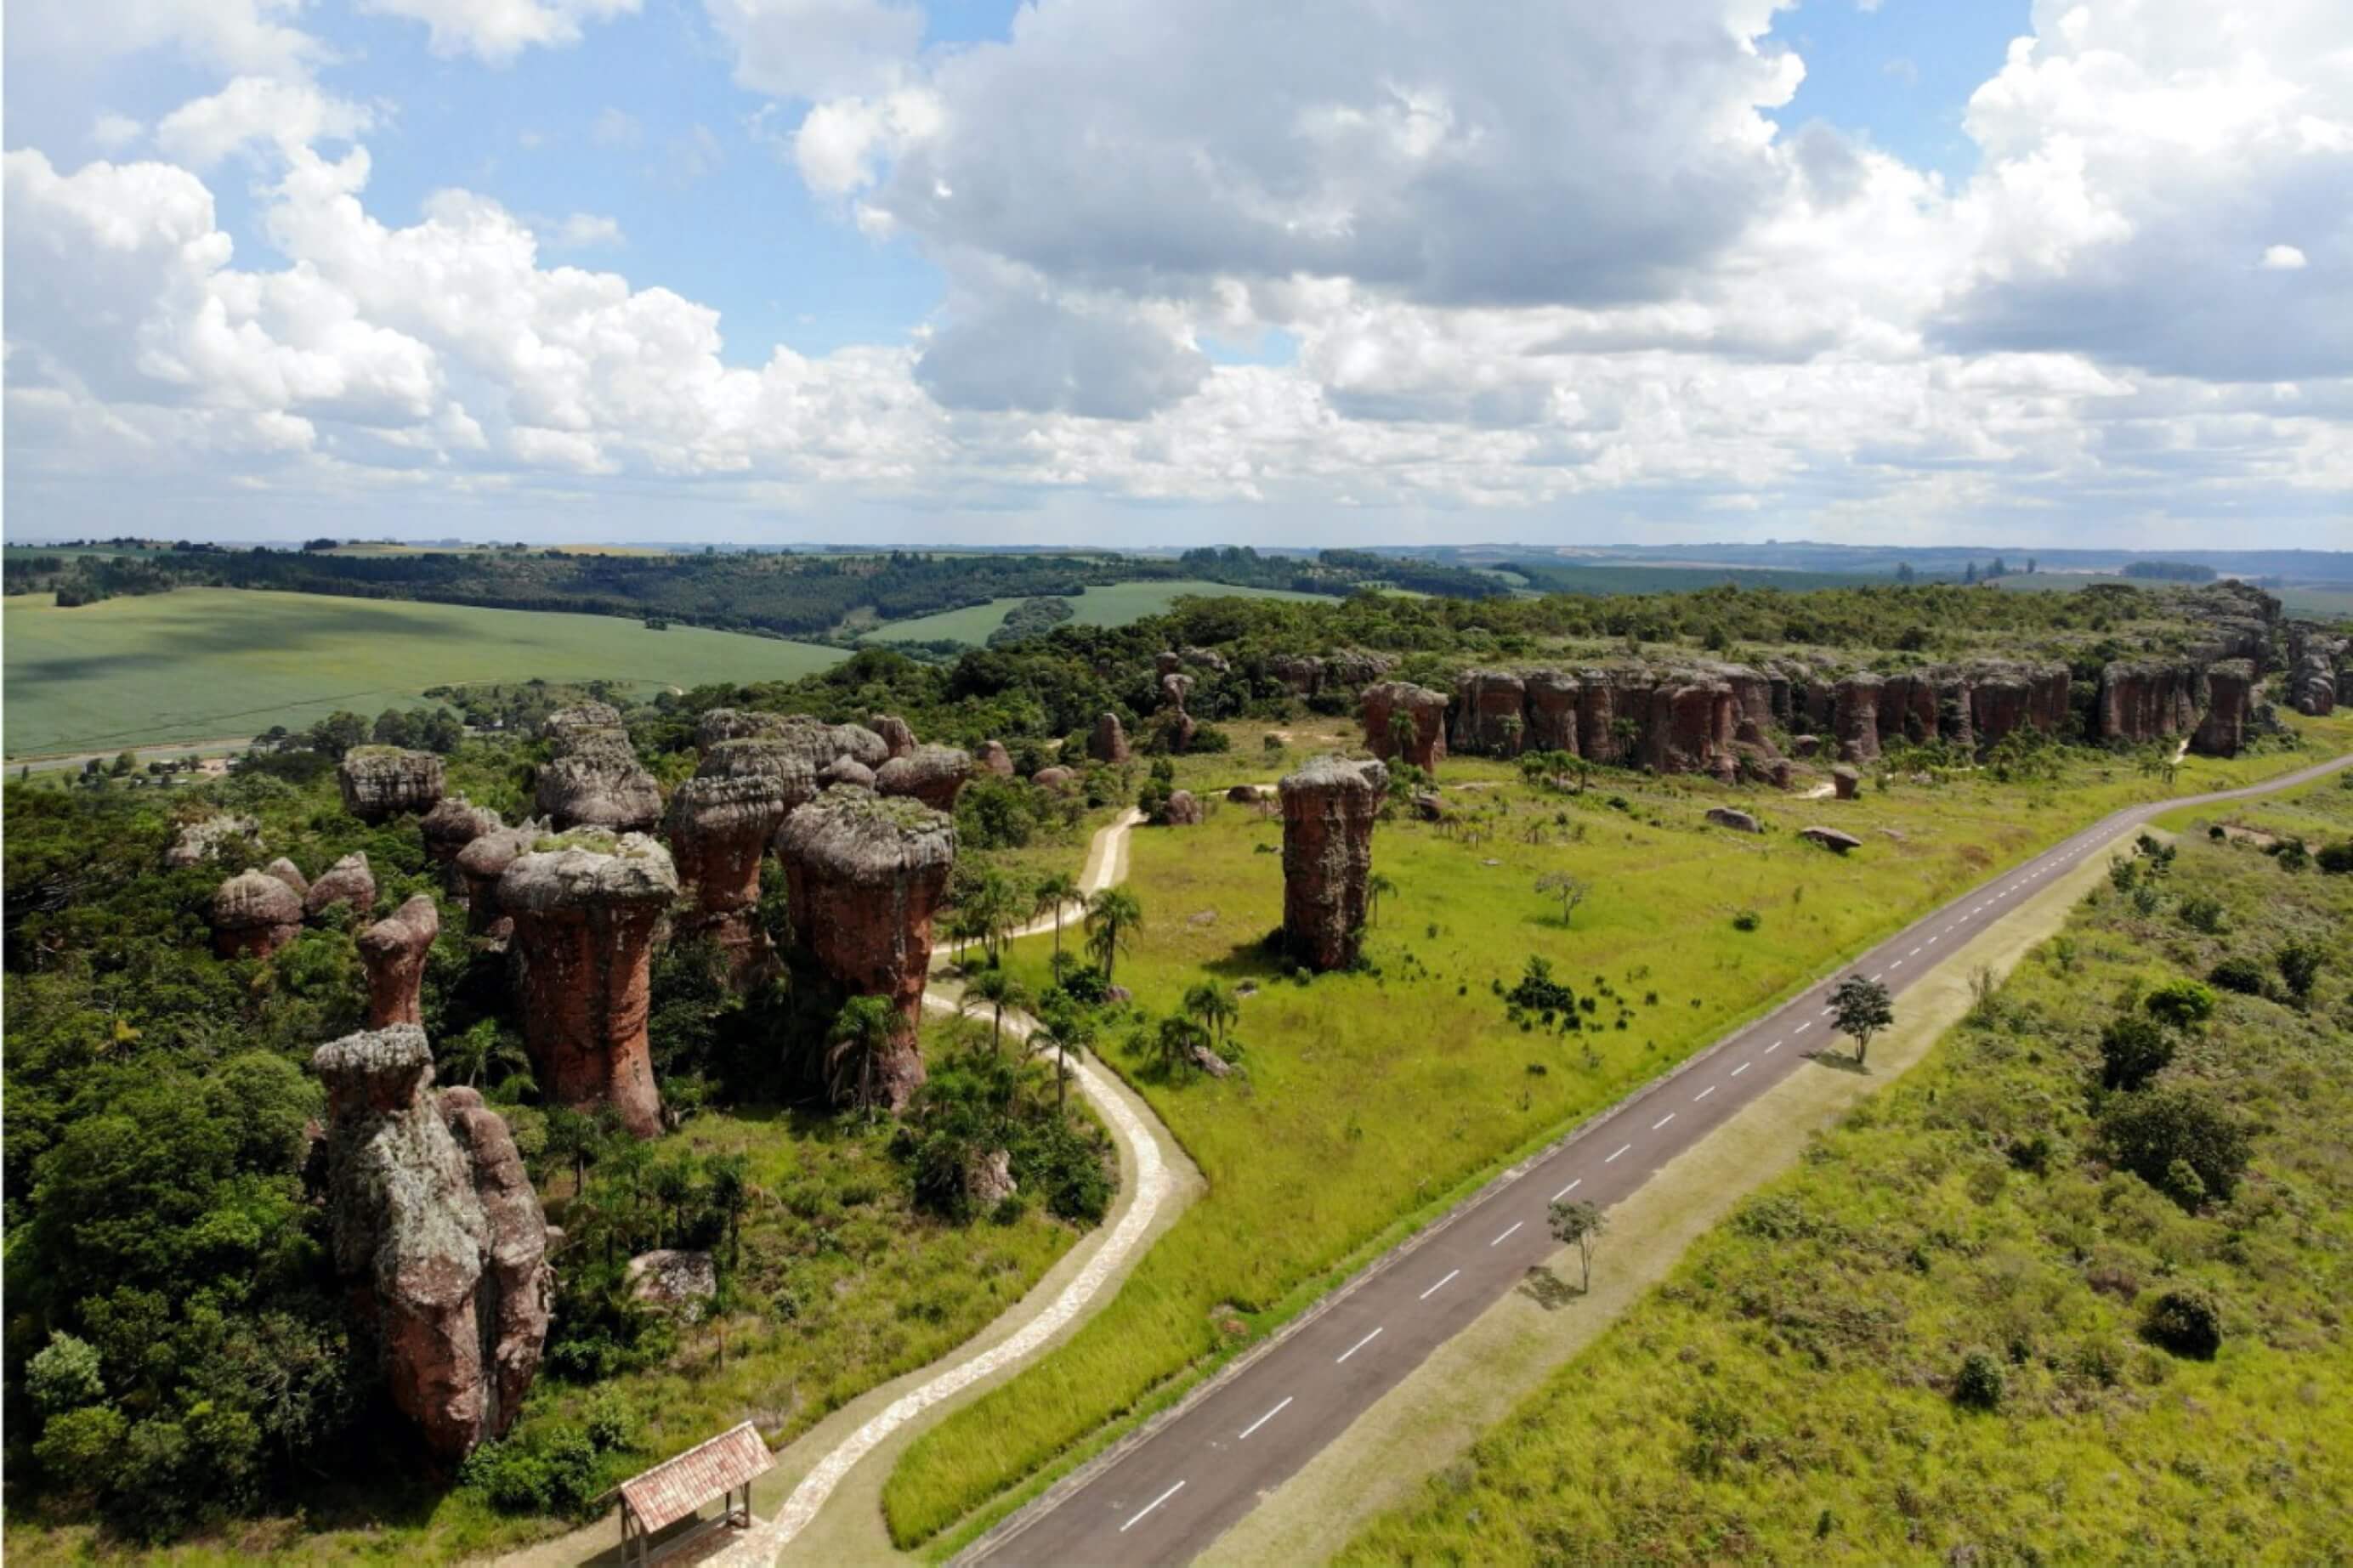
1341, 775, 2353, 1565
3, 588, 846, 759
882, 716, 2353, 1545
865, 580, 1327, 645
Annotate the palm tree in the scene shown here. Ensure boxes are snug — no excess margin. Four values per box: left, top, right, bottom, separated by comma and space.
972, 869, 1026, 966
1085, 886, 1143, 985
1035, 1004, 1097, 1112
961, 967, 1033, 1057
1154, 1013, 1209, 1078
1364, 871, 1398, 929
706, 1152, 751, 1268
826, 995, 902, 1119
1389, 708, 1419, 760
1182, 980, 1239, 1049
1034, 871, 1083, 959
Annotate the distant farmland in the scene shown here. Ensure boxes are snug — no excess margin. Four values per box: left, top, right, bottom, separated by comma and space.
866, 579, 1326, 645
3, 588, 845, 758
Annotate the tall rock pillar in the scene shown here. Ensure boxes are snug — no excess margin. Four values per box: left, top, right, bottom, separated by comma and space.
1278, 756, 1388, 972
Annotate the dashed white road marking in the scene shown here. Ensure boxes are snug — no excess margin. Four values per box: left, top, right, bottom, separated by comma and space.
1551, 1178, 1582, 1201
1908, 945, 1923, 956
1652, 1112, 1675, 1130
1238, 1397, 1292, 1441
1889, 959, 1903, 972
1732, 1062, 1751, 1077
1121, 1480, 1185, 1533
1695, 1084, 1717, 1102
1337, 1327, 1386, 1361
1606, 1143, 1631, 1163
1794, 1022, 1812, 1035
1418, 1271, 1459, 1301
1765, 1040, 1782, 1054
1490, 1220, 1523, 1247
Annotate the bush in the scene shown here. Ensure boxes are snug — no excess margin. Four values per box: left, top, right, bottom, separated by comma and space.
2140, 1288, 2224, 1360
2175, 895, 2227, 934
26, 1330, 107, 1415
2276, 940, 2322, 1002
2144, 979, 2216, 1028
2098, 1015, 2174, 1092
1732, 909, 1760, 931
2101, 1087, 2250, 1208
2316, 841, 2353, 875
2208, 954, 2265, 994
1953, 1350, 2005, 1410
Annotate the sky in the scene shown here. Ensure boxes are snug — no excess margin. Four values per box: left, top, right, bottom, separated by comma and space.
3, 0, 2348, 549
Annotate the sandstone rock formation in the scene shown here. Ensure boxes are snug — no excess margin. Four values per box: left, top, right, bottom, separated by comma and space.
776, 787, 955, 1105
2191, 659, 2256, 756
212, 869, 304, 957
697, 739, 822, 814
872, 714, 918, 760
1800, 826, 1863, 853
1088, 712, 1131, 765
421, 796, 502, 883
1361, 681, 1449, 773
1156, 672, 1199, 752
1706, 807, 1762, 833
1032, 765, 1077, 793
358, 895, 440, 1027
1180, 645, 1231, 674
664, 774, 791, 982
337, 747, 446, 823
876, 745, 973, 812
978, 740, 1016, 778
1832, 765, 1861, 801
1833, 675, 1884, 763
1278, 756, 1387, 971
542, 701, 624, 743
536, 726, 662, 833
313, 1026, 551, 1462
2287, 625, 2346, 716
1162, 789, 1203, 826
1791, 734, 1822, 758
966, 1147, 1018, 1210
1271, 654, 1324, 696
819, 756, 877, 791
499, 833, 679, 1137
697, 710, 887, 771
1451, 670, 1529, 756
306, 852, 377, 920
2097, 659, 2203, 748
455, 824, 541, 939
167, 813, 260, 868
264, 857, 310, 898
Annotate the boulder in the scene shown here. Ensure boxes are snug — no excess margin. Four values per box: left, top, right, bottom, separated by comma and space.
212, 869, 303, 958
1361, 681, 1450, 773
1162, 789, 1203, 826
1799, 826, 1863, 854
1033, 765, 1078, 794
421, 796, 502, 881
819, 756, 878, 791
2286, 624, 2345, 716
1088, 712, 1131, 765
1155, 651, 1184, 676
626, 1249, 718, 1311
777, 787, 956, 1106
965, 1147, 1018, 1210
978, 740, 1017, 778
306, 852, 377, 920
1706, 807, 1762, 834
1451, 670, 1528, 756
1180, 645, 1231, 674
876, 744, 973, 812
337, 747, 445, 823
1768, 758, 1795, 790
455, 824, 541, 939
536, 729, 662, 832
1831, 765, 1862, 801
1159, 671, 1196, 712
1191, 1044, 1232, 1078
1271, 654, 1325, 696
871, 714, 919, 760
666, 775, 792, 983
1326, 649, 1399, 688
1278, 756, 1387, 971
358, 894, 440, 1027
264, 857, 310, 898
2191, 659, 2257, 756
1411, 790, 1449, 822
1228, 784, 1263, 803
1790, 734, 1823, 759
312, 1027, 550, 1461
166, 812, 260, 868
498, 832, 679, 1137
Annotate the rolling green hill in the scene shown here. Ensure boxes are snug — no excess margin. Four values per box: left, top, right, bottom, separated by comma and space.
864, 580, 1325, 646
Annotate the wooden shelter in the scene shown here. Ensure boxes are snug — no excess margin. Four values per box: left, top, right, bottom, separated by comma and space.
616, 1421, 774, 1565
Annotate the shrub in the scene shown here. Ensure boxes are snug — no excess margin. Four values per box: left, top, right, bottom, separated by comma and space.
1953, 1350, 2005, 1410
2316, 841, 2353, 875
2144, 979, 2216, 1028
2276, 940, 2322, 1002
2101, 1087, 2250, 1208
2175, 895, 2227, 934
1732, 909, 1760, 931
2098, 1015, 2174, 1092
2141, 1288, 2224, 1359
2209, 954, 2265, 994
26, 1330, 107, 1415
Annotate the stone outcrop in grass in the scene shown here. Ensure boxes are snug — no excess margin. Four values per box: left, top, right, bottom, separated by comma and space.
1706, 807, 1762, 833
1832, 764, 1862, 801
1362, 681, 1449, 773
499, 831, 678, 1137
313, 1025, 550, 1461
777, 786, 956, 1104
359, 894, 440, 1027
1163, 789, 1203, 826
665, 774, 791, 982
1799, 825, 1863, 853
877, 745, 973, 812
1088, 712, 1131, 765
1279, 755, 1387, 972
211, 869, 304, 958
337, 746, 445, 822
1031, 765, 1077, 793
978, 739, 1016, 777
306, 852, 377, 920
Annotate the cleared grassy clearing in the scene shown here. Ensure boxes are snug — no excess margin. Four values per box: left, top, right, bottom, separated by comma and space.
882, 717, 2353, 1545
3, 588, 844, 758
865, 580, 1326, 646
1339, 778, 2353, 1565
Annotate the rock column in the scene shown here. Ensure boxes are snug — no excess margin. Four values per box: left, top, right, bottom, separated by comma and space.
211, 869, 304, 958
1361, 681, 1450, 773
337, 747, 446, 822
358, 894, 441, 1027
1278, 756, 1388, 972
665, 774, 791, 983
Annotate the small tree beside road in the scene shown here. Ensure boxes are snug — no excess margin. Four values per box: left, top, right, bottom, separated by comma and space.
1549, 1198, 1607, 1292
1829, 973, 1895, 1066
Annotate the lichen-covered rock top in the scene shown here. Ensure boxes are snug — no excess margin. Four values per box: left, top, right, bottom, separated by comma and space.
498, 833, 679, 916
777, 784, 956, 881
307, 852, 377, 920
695, 709, 888, 769
541, 702, 623, 743
695, 736, 819, 794
872, 714, 918, 759
1278, 754, 1391, 803
819, 756, 879, 790
337, 747, 445, 822
455, 824, 540, 881
421, 795, 502, 860
876, 745, 972, 811
536, 734, 664, 832
314, 1023, 438, 1117
215, 868, 304, 929
167, 813, 260, 868
667, 772, 791, 832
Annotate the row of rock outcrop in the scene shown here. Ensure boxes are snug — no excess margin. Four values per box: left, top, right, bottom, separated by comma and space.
2288, 623, 2348, 716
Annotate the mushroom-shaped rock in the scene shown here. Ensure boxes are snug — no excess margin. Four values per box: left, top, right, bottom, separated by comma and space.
695, 738, 820, 809
455, 824, 541, 938
666, 774, 791, 983
264, 857, 311, 898
421, 796, 502, 877
1790, 734, 1823, 759
819, 755, 878, 791
1831, 764, 1862, 801
312, 1027, 550, 1461
1706, 807, 1762, 834
1278, 756, 1388, 972
541, 702, 623, 744
1159, 671, 1196, 711
212, 869, 304, 958
876, 744, 972, 812
1155, 651, 1184, 676
1361, 681, 1450, 774
167, 812, 260, 868
1162, 789, 1203, 826
536, 730, 662, 832
337, 746, 446, 823
1032, 765, 1078, 794
306, 852, 377, 920
1088, 712, 1131, 765
497, 833, 679, 1138
777, 787, 955, 1103
358, 894, 441, 1027
978, 740, 1016, 778
871, 714, 919, 760
1800, 826, 1863, 854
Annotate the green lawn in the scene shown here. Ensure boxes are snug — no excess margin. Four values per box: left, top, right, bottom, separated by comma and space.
865, 580, 1328, 646
882, 719, 2353, 1546
1341, 776, 2353, 1565
3, 589, 846, 758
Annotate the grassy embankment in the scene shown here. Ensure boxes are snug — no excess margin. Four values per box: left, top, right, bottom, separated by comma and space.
862, 580, 1326, 646
3, 588, 845, 760
881, 713, 2353, 1547
1340, 773, 2353, 1564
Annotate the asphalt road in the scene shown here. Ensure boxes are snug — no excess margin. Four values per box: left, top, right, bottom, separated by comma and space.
967, 750, 2353, 1567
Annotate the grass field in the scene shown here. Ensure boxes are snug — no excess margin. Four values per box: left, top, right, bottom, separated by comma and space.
882, 716, 2353, 1545
1990, 573, 2353, 622
1340, 776, 2353, 1565
864, 580, 1328, 646
3, 589, 845, 758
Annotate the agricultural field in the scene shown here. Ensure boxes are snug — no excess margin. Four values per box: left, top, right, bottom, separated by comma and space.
1341, 774, 2353, 1565
1991, 572, 2353, 623
3, 588, 845, 759
863, 580, 1327, 646
882, 713, 2353, 1547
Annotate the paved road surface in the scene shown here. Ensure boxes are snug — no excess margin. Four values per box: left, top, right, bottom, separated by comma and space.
967, 752, 2353, 1566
